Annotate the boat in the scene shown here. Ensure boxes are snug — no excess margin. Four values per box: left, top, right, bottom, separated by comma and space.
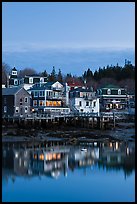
81, 148, 87, 152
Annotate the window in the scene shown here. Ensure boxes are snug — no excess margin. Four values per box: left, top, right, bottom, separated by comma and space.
46, 101, 53, 106
20, 98, 22, 105
4, 106, 7, 113
79, 101, 82, 106
93, 101, 96, 107
14, 79, 18, 85
118, 89, 121, 95
24, 97, 28, 103
39, 91, 45, 97
40, 77, 44, 83
29, 77, 33, 84
25, 106, 28, 113
39, 100, 45, 106
12, 71, 17, 75
15, 107, 19, 113
57, 101, 61, 106
107, 89, 111, 95
86, 101, 89, 106
33, 100, 37, 106
34, 91, 38, 97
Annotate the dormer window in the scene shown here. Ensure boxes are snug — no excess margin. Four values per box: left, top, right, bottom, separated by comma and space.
29, 77, 33, 84
107, 89, 111, 95
40, 77, 44, 83
118, 89, 121, 95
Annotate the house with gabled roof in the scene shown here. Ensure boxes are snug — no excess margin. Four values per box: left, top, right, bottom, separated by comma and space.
28, 81, 70, 115
69, 87, 100, 114
97, 84, 129, 111
2, 86, 31, 118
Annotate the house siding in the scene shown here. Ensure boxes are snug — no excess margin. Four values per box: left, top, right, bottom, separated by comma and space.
14, 88, 31, 117
2, 95, 14, 117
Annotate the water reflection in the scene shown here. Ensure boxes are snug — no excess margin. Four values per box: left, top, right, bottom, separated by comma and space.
2, 140, 135, 183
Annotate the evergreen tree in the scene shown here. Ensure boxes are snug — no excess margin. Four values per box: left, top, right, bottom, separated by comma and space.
57, 68, 63, 82
49, 66, 56, 82
41, 69, 48, 78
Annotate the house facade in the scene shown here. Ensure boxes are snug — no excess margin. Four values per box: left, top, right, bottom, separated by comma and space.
97, 84, 129, 111
22, 75, 47, 90
69, 87, 100, 115
2, 87, 31, 118
9, 67, 22, 87
28, 81, 70, 115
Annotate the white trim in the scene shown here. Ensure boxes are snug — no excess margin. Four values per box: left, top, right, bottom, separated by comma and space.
100, 95, 127, 97
29, 77, 33, 84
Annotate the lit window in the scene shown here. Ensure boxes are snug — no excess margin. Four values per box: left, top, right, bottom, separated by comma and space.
39, 100, 45, 106
57, 101, 61, 106
53, 101, 57, 106
33, 100, 37, 106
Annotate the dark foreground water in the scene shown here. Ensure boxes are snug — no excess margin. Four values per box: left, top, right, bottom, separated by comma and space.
2, 140, 135, 202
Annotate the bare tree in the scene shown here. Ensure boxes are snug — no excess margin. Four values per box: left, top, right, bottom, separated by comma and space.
18, 68, 37, 78
2, 62, 11, 86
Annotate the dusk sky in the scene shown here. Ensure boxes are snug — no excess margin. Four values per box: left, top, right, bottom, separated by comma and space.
2, 2, 135, 76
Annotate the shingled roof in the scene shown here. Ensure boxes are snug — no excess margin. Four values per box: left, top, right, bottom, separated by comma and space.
2, 87, 22, 95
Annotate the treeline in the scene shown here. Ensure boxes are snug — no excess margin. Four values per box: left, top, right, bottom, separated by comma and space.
83, 62, 135, 82
2, 60, 135, 92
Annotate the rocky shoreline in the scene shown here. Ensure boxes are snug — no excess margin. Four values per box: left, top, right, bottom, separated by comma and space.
2, 121, 135, 144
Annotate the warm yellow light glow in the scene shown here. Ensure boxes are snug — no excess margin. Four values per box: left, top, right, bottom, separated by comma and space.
57, 154, 61, 159
46, 100, 61, 107
52, 153, 57, 159
109, 142, 112, 147
34, 154, 37, 159
39, 154, 44, 160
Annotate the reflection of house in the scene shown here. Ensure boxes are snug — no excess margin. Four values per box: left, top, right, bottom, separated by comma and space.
30, 149, 69, 178
2, 142, 135, 180
97, 84, 128, 111
68, 147, 99, 168
13, 149, 30, 175
69, 87, 100, 114
28, 81, 70, 114
2, 86, 31, 117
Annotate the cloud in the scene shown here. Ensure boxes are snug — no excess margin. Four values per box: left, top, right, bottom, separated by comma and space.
2, 48, 135, 76
2, 41, 135, 53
